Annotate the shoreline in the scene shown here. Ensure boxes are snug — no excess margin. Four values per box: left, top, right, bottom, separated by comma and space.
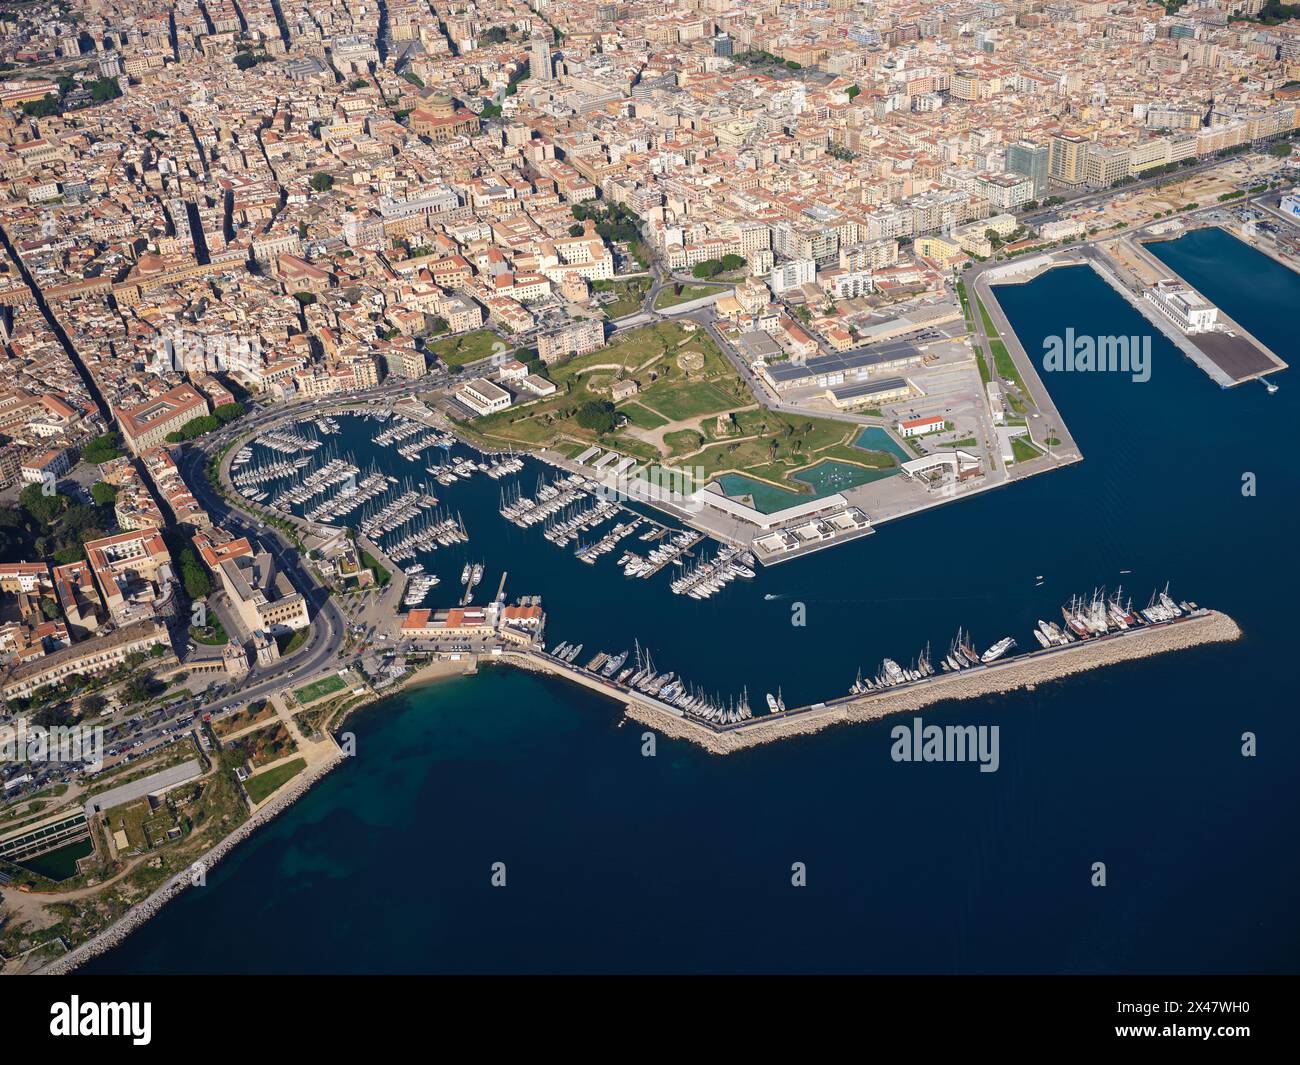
29, 613, 1239, 971
32, 656, 474, 975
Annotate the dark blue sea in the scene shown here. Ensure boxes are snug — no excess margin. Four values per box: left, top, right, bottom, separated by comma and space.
86, 228, 1300, 973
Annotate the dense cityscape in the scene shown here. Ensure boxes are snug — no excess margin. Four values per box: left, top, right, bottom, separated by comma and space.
0, 0, 1297, 992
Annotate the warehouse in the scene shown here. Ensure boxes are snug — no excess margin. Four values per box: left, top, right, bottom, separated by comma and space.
826, 376, 914, 410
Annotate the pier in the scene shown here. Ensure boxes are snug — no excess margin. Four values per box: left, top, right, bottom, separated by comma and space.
510, 610, 1241, 755
978, 225, 1288, 389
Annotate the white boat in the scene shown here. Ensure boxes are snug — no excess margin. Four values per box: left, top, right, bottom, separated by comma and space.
980, 637, 1016, 663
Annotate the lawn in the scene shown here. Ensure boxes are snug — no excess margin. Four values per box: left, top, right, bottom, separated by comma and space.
293, 674, 347, 704
276, 628, 309, 655
360, 550, 390, 587
639, 379, 740, 421
976, 294, 1026, 390
106, 798, 153, 852
1011, 436, 1043, 463
231, 721, 298, 769
428, 329, 506, 368
244, 758, 307, 805
188, 618, 228, 645
652, 282, 726, 310
664, 429, 707, 456
452, 320, 902, 495
618, 402, 669, 429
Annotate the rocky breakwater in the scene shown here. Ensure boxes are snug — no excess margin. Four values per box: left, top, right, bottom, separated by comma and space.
625, 611, 1243, 755
39, 751, 347, 975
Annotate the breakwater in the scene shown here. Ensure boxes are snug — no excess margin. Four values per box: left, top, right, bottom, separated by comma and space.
621, 610, 1241, 754
36, 751, 346, 976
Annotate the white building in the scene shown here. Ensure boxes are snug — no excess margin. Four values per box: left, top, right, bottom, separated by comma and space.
1145, 279, 1218, 334
456, 378, 512, 416
768, 258, 817, 295
898, 415, 946, 438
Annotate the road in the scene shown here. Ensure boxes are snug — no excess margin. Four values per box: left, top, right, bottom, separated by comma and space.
175, 431, 351, 707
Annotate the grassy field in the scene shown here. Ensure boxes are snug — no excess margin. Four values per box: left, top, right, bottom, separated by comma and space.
464, 322, 735, 455
244, 758, 307, 805
1011, 436, 1043, 463
294, 674, 347, 704
360, 549, 390, 587
227, 721, 299, 769
593, 277, 650, 319
454, 321, 904, 495
638, 379, 738, 421
618, 402, 669, 429
106, 798, 153, 852
428, 329, 505, 368
976, 295, 1027, 391
652, 282, 726, 310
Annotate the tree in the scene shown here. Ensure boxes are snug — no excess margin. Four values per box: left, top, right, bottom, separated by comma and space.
692, 259, 724, 279
90, 77, 122, 102
568, 223, 584, 237
293, 292, 317, 307
81, 432, 124, 464
575, 400, 617, 433
1270, 141, 1293, 158
481, 26, 508, 44
90, 482, 117, 506
21, 95, 60, 118
19, 484, 67, 525
213, 402, 246, 424
166, 415, 221, 443
719, 253, 745, 272
81, 693, 108, 716
309, 173, 334, 193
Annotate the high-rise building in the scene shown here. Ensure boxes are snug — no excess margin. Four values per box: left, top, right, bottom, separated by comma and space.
1005, 140, 1049, 196
1048, 133, 1090, 187
530, 37, 553, 81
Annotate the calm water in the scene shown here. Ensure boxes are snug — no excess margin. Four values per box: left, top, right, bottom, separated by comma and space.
88, 233, 1300, 973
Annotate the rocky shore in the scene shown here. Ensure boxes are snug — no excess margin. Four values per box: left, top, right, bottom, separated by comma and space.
38, 750, 346, 975
624, 611, 1242, 755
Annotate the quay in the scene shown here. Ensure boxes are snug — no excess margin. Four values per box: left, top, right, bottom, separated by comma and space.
976, 224, 1287, 390
507, 610, 1241, 755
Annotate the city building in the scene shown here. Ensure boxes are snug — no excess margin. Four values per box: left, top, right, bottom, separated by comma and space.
115, 385, 210, 453
455, 378, 512, 416
1145, 279, 1219, 333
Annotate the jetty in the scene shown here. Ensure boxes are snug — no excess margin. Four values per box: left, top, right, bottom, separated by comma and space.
509, 609, 1241, 755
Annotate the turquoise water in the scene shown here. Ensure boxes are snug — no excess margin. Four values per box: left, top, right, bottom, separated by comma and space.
714, 472, 807, 513
854, 426, 911, 462
86, 235, 1300, 973
791, 459, 896, 493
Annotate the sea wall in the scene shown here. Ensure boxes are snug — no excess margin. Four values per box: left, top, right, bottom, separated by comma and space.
37, 751, 346, 976
624, 611, 1241, 754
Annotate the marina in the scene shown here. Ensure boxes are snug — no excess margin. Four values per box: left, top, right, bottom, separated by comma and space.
73, 226, 1296, 979
533, 582, 1220, 741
